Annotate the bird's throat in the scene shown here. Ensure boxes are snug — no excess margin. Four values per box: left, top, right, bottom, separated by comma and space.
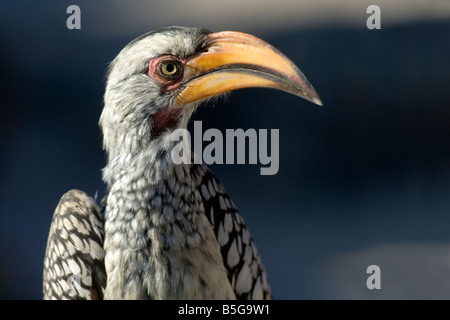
152, 105, 183, 136
102, 153, 234, 299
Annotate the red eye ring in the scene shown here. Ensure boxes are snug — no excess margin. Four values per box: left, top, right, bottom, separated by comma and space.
148, 56, 184, 89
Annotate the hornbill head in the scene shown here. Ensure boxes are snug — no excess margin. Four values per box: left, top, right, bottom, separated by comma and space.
100, 26, 321, 163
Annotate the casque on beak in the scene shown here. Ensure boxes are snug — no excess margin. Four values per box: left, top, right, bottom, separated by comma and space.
176, 31, 322, 106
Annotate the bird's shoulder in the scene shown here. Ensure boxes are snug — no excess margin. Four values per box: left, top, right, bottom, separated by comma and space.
43, 189, 106, 300
191, 164, 271, 300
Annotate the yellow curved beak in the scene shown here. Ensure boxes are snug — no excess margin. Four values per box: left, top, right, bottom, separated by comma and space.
176, 31, 322, 106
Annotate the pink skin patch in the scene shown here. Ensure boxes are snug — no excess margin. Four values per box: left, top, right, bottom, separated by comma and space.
148, 55, 186, 136
152, 105, 182, 136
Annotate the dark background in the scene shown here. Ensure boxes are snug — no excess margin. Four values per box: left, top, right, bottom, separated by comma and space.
1, 1, 450, 299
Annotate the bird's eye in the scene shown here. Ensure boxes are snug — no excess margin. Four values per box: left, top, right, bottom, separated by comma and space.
161, 62, 177, 75
158, 60, 182, 81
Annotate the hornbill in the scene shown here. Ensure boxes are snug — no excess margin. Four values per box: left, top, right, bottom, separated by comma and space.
43, 26, 322, 300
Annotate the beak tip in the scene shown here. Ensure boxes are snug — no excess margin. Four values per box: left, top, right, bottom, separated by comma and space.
312, 96, 323, 106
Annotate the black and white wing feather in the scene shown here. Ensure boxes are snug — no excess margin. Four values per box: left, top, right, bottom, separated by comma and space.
43, 190, 106, 300
191, 164, 271, 300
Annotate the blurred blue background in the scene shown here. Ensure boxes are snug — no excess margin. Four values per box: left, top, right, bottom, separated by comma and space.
1, 0, 450, 299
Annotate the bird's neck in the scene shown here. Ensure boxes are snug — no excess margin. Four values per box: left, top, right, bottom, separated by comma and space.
101, 136, 234, 299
